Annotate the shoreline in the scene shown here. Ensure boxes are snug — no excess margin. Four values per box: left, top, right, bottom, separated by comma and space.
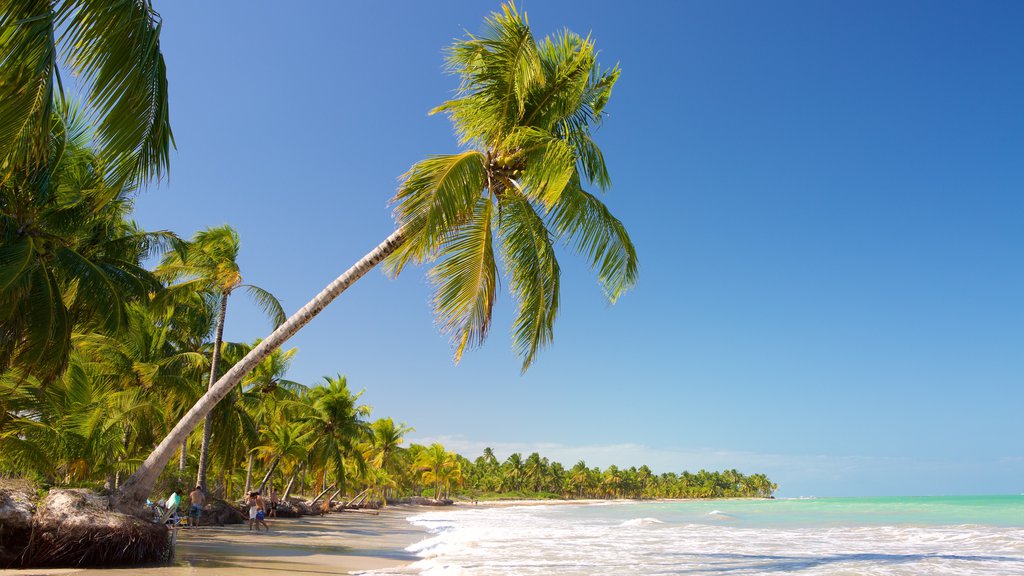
0, 505, 430, 576
0, 498, 778, 576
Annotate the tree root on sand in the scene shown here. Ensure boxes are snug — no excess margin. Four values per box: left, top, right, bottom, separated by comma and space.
1, 488, 170, 568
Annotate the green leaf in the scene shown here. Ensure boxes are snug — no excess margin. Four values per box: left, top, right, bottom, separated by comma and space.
548, 178, 637, 303
0, 238, 33, 291
432, 2, 544, 145
0, 1, 57, 173
54, 246, 127, 333
386, 151, 487, 276
498, 191, 559, 371
503, 127, 575, 208
58, 0, 174, 188
428, 196, 498, 363
243, 284, 286, 328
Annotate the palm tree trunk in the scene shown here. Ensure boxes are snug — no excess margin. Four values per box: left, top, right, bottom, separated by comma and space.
308, 484, 335, 507
178, 441, 186, 472
282, 471, 297, 501
196, 293, 229, 493
328, 487, 343, 503
115, 228, 407, 509
256, 456, 280, 495
242, 453, 254, 499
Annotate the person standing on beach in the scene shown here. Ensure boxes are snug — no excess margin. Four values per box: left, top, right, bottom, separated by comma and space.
245, 491, 269, 531
188, 485, 205, 528
269, 485, 278, 518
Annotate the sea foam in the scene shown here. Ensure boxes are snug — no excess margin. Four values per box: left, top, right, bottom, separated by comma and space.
369, 497, 1024, 575
619, 517, 664, 527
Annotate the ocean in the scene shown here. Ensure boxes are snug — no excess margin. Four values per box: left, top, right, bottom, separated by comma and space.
370, 496, 1024, 575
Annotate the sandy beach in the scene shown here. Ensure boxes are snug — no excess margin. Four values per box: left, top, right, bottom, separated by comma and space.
0, 507, 428, 576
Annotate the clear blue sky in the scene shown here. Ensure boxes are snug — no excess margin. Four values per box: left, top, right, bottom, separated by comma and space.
136, 1, 1023, 497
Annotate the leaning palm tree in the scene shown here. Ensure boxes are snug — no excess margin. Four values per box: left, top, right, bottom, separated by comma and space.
156, 225, 285, 493
117, 2, 636, 507
1, 0, 172, 188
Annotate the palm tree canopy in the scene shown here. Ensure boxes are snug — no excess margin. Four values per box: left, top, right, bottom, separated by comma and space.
0, 0, 173, 188
0, 102, 174, 378
384, 2, 638, 371
157, 225, 286, 326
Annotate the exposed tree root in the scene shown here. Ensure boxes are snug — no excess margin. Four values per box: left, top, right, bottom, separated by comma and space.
1, 488, 169, 568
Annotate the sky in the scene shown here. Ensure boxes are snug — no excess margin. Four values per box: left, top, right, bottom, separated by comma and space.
133, 1, 1023, 497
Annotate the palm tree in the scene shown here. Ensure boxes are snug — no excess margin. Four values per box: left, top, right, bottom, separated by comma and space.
117, 2, 636, 507
524, 452, 545, 492
415, 443, 460, 499
157, 225, 285, 493
502, 452, 525, 492
0, 103, 175, 380
1, 0, 173, 188
252, 421, 314, 495
301, 375, 371, 497
231, 343, 301, 498
367, 417, 414, 474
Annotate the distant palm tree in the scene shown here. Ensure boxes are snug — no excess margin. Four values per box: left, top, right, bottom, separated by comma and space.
157, 225, 285, 492
503, 452, 525, 491
118, 2, 636, 507
368, 417, 414, 473
301, 375, 371, 496
253, 421, 314, 495
415, 443, 460, 499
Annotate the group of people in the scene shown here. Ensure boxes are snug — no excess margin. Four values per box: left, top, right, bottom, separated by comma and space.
244, 490, 272, 531
156, 485, 206, 528
160, 485, 280, 532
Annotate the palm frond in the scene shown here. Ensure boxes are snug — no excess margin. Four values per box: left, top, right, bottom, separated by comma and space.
497, 192, 559, 371
0, 238, 33, 291
502, 126, 575, 208
431, 2, 543, 145
242, 284, 286, 328
429, 196, 498, 362
548, 177, 637, 303
58, 0, 173, 187
385, 151, 487, 275
522, 30, 595, 131
17, 264, 70, 376
558, 64, 619, 191
0, 1, 58, 174
54, 246, 127, 333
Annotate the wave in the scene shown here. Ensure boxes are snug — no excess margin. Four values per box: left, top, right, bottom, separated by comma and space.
372, 500, 1024, 575
619, 517, 664, 527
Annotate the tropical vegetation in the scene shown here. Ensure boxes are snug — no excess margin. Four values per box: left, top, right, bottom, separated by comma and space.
0, 1, 741, 516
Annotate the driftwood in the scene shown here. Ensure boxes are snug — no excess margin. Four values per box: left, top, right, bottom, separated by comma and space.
341, 507, 379, 515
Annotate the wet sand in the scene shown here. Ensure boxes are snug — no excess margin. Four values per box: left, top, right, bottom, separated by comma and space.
1, 507, 428, 576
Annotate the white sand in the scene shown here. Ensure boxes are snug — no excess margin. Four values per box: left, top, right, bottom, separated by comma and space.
1, 507, 428, 576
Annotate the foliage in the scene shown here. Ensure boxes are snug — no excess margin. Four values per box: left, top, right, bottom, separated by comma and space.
385, 2, 637, 371
1, 0, 173, 189
0, 102, 174, 379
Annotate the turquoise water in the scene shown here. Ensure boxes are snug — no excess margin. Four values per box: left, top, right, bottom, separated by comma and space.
571, 495, 1024, 528
375, 496, 1024, 575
